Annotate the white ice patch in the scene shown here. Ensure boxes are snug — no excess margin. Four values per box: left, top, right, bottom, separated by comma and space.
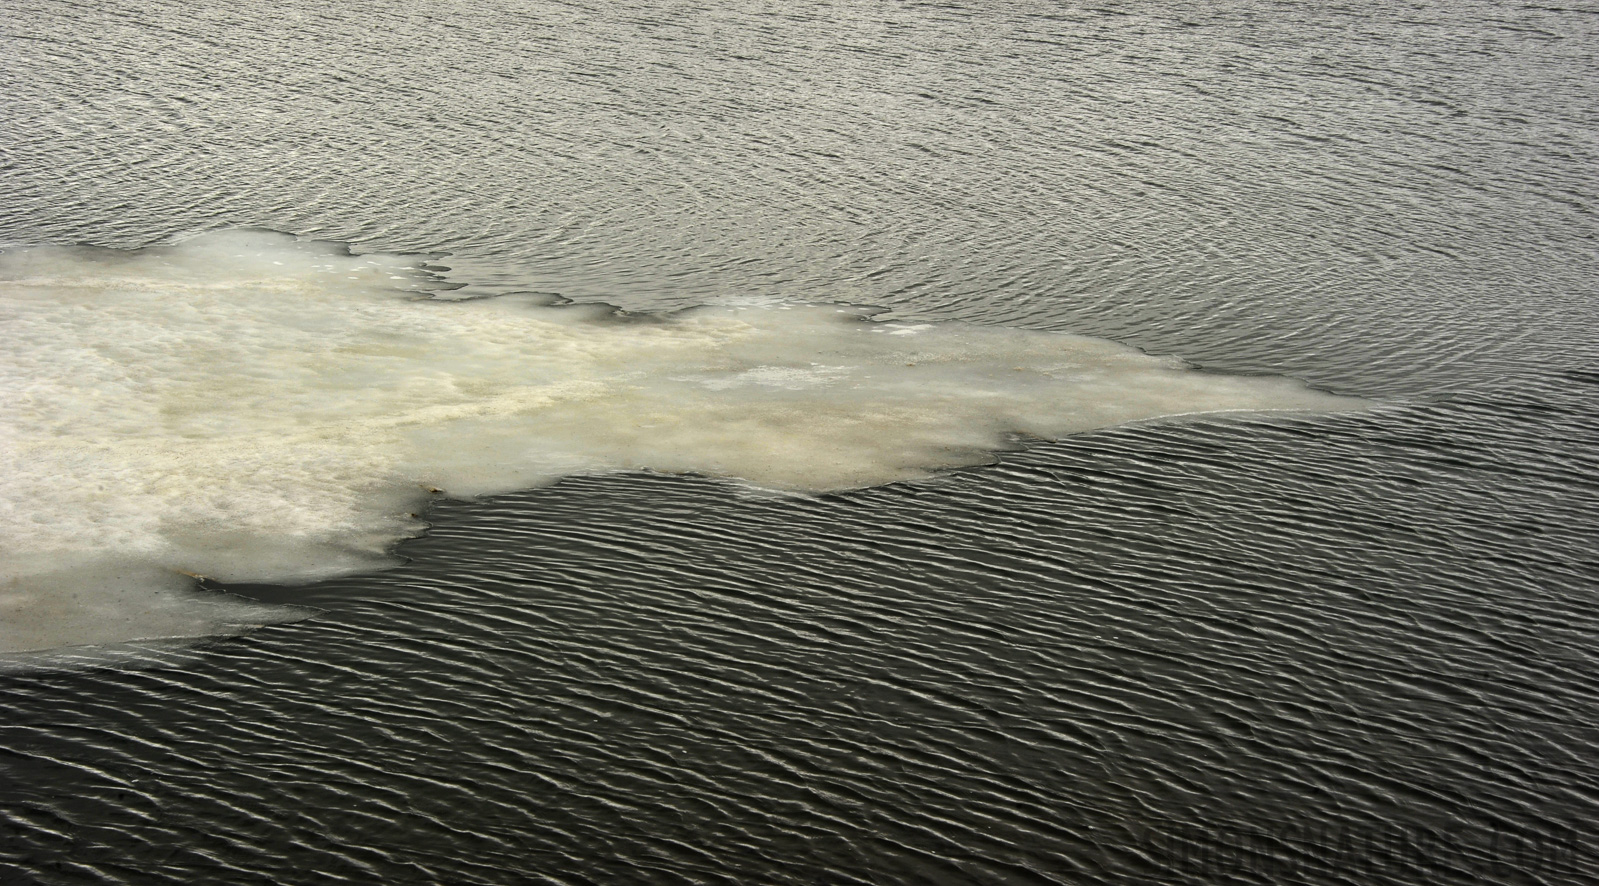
690, 365, 848, 391
0, 229, 1367, 655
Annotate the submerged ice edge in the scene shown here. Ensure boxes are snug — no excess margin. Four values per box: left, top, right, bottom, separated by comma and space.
0, 229, 1370, 655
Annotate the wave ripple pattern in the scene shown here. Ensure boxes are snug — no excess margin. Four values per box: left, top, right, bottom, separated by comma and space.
2, 0, 1597, 884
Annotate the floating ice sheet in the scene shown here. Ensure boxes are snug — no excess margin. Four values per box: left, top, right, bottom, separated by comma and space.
0, 229, 1367, 654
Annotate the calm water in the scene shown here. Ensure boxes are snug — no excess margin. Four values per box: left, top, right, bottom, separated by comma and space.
3, 0, 1598, 883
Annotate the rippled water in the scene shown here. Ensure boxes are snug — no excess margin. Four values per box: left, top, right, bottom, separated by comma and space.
3, 0, 1597, 883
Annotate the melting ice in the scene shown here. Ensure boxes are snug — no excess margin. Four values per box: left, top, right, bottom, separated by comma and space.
0, 229, 1366, 654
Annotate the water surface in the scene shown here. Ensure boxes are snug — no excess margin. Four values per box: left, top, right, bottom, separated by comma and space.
2, 0, 1596, 883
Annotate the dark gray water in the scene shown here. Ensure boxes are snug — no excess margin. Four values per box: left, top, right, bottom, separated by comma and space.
3, 0, 1598, 883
